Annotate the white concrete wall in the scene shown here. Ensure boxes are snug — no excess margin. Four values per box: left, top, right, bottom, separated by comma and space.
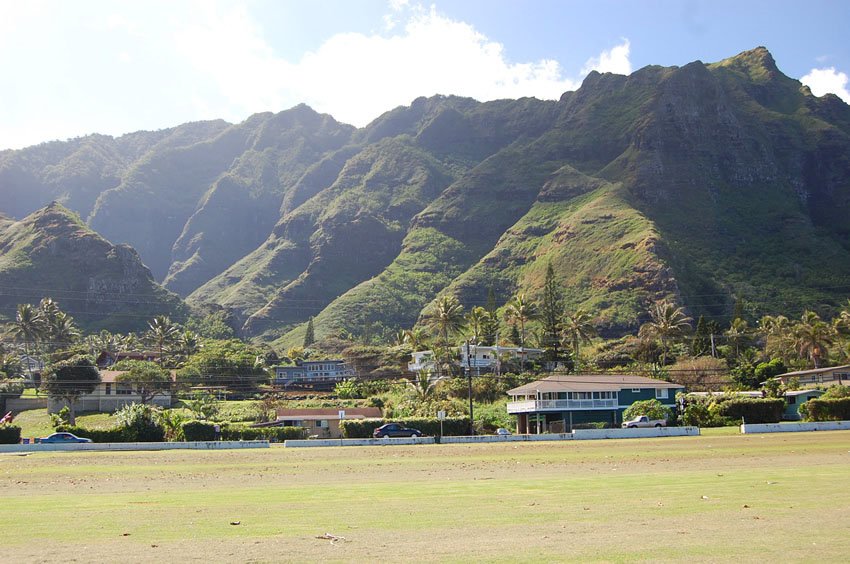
0, 441, 269, 453
440, 433, 573, 444
741, 421, 850, 434
284, 437, 435, 447
572, 427, 700, 440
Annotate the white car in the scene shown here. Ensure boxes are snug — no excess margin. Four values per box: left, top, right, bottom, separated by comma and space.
621, 416, 667, 428
495, 428, 512, 436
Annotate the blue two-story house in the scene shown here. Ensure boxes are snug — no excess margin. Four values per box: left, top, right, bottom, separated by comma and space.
507, 374, 684, 433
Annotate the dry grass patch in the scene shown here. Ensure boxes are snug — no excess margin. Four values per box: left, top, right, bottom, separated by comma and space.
1, 432, 849, 561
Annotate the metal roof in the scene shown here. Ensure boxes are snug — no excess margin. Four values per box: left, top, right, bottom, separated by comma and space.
778, 364, 850, 377
508, 374, 685, 396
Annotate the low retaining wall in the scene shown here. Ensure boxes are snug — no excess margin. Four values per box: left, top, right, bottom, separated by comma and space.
0, 440, 269, 453
440, 433, 573, 444
284, 436, 435, 447
6, 397, 48, 411
741, 421, 850, 434
572, 426, 700, 440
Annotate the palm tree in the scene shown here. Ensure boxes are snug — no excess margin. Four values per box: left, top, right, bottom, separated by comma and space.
423, 295, 466, 346
562, 308, 597, 368
48, 311, 81, 351
407, 370, 440, 400
638, 302, 692, 366
794, 310, 835, 368
175, 330, 202, 366
504, 293, 538, 348
11, 304, 46, 366
464, 307, 491, 345
147, 315, 179, 368
759, 315, 791, 358
725, 317, 749, 359
402, 327, 429, 352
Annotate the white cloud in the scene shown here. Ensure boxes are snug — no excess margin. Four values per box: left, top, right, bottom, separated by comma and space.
581, 39, 632, 76
0, 1, 634, 149
171, 5, 628, 128
801, 67, 850, 104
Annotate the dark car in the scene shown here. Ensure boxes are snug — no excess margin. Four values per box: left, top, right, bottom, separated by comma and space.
38, 432, 92, 444
373, 423, 422, 438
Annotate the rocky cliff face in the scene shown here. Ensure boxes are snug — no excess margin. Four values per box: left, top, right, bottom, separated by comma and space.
0, 203, 185, 331
1, 47, 850, 344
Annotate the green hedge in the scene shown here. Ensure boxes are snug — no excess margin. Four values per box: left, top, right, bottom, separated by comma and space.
182, 420, 217, 441
221, 425, 307, 442
0, 425, 21, 444
181, 421, 307, 442
56, 425, 128, 443
716, 398, 784, 424
339, 417, 471, 438
800, 398, 850, 421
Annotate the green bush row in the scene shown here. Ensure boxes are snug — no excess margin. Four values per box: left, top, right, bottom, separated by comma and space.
339, 417, 470, 438
0, 425, 21, 444
56, 425, 129, 443
716, 398, 784, 424
800, 397, 850, 421
182, 420, 307, 442
182, 420, 217, 441
222, 425, 307, 442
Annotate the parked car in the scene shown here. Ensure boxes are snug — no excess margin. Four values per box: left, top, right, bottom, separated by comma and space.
495, 428, 512, 436
373, 423, 422, 438
621, 416, 667, 428
38, 432, 92, 444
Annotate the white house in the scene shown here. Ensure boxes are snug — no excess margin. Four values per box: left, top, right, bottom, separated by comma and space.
47, 370, 175, 414
772, 365, 850, 387
408, 345, 544, 372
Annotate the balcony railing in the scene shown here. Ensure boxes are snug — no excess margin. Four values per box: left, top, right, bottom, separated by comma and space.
507, 399, 618, 413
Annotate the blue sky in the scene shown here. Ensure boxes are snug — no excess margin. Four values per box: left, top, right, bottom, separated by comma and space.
1, 0, 848, 150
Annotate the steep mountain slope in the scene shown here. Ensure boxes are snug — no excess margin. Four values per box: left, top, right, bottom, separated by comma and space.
0, 203, 185, 332
271, 47, 850, 347
2, 47, 850, 350
0, 121, 230, 220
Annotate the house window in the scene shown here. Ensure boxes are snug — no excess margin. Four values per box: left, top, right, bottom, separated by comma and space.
655, 388, 669, 399
632, 388, 641, 393
105, 383, 112, 395
788, 396, 796, 405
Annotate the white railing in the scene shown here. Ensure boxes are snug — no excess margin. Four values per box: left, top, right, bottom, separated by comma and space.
507, 399, 618, 413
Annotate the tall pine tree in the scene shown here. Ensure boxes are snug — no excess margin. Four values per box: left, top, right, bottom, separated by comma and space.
303, 317, 315, 347
691, 315, 710, 356
482, 286, 499, 346
540, 262, 565, 362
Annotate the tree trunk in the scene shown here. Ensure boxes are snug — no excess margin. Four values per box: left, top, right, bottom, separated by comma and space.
68, 399, 77, 426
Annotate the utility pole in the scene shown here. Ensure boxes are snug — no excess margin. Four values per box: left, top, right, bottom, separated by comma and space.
466, 339, 474, 435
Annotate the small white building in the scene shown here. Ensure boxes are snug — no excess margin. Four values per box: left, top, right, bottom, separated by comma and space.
408, 345, 544, 372
773, 365, 850, 387
47, 370, 175, 414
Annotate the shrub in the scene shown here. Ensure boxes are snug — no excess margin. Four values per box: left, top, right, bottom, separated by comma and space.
55, 425, 128, 443
716, 398, 784, 424
0, 425, 21, 444
182, 420, 217, 441
800, 397, 850, 421
339, 417, 470, 438
622, 399, 672, 422
821, 386, 850, 399
221, 425, 307, 442
114, 403, 166, 442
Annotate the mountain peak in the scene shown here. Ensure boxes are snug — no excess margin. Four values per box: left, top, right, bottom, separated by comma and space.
712, 46, 781, 83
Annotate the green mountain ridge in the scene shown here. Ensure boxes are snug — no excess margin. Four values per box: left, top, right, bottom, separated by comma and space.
0, 203, 185, 331
2, 47, 850, 345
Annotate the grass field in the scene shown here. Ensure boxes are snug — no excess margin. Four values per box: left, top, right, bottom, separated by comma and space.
2, 432, 849, 562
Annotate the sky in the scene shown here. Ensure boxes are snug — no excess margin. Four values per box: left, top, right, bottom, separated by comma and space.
1, 0, 848, 151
